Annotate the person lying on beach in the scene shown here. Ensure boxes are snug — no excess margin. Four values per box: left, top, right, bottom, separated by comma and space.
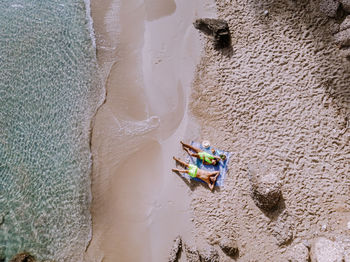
180, 141, 223, 165
172, 157, 220, 191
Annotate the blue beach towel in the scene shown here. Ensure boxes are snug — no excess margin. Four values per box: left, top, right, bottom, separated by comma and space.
181, 141, 231, 187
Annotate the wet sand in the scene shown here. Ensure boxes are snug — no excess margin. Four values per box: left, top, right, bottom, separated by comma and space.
85, 0, 215, 261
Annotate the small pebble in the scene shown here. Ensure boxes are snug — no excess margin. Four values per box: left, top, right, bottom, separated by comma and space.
347, 221, 350, 229
263, 10, 269, 16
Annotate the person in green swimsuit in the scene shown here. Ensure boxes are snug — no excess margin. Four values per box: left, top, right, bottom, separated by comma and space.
172, 157, 220, 191
180, 141, 222, 165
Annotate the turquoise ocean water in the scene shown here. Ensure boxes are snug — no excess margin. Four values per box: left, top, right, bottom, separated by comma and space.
0, 1, 102, 261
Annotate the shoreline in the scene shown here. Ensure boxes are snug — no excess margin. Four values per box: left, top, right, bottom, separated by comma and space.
86, 0, 216, 261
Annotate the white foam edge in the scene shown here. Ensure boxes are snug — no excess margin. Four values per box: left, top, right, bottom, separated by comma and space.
83, 0, 96, 49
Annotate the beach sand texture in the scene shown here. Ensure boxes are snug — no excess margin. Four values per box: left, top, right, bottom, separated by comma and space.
190, 0, 350, 260
87, 0, 350, 261
86, 0, 215, 261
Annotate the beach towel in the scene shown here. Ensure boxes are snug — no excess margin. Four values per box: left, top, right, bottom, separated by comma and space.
181, 141, 231, 187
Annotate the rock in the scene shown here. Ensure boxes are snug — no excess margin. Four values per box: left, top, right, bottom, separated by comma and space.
0, 247, 5, 262
334, 24, 350, 46
267, 210, 294, 246
333, 16, 350, 59
341, 0, 350, 12
310, 237, 344, 262
168, 236, 182, 262
248, 164, 282, 212
320, 0, 340, 17
286, 243, 309, 262
303, 240, 311, 249
193, 18, 231, 49
340, 16, 350, 32
10, 252, 36, 262
199, 246, 219, 262
183, 244, 200, 262
219, 238, 239, 258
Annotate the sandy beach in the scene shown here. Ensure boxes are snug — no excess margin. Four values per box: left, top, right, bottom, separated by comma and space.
85, 0, 215, 261
85, 0, 350, 261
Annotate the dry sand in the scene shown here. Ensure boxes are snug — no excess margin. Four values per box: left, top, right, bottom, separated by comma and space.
188, 0, 350, 261
85, 0, 215, 261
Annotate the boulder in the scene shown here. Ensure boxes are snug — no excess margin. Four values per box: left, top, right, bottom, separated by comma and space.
320, 0, 340, 17
248, 164, 282, 212
10, 252, 36, 262
219, 238, 239, 258
334, 16, 350, 59
286, 243, 309, 262
168, 236, 182, 262
193, 18, 231, 48
199, 246, 219, 262
310, 237, 344, 262
271, 219, 294, 246
183, 244, 200, 262
340, 0, 350, 12
334, 26, 350, 46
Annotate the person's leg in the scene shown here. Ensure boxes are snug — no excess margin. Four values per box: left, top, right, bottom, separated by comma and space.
209, 171, 220, 183
172, 168, 189, 173
183, 147, 200, 158
208, 181, 214, 191
180, 141, 201, 153
173, 156, 189, 168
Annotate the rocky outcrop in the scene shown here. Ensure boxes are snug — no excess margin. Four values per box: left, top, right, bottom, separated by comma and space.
310, 237, 344, 262
285, 243, 309, 262
184, 244, 201, 262
248, 164, 282, 212
219, 238, 239, 258
193, 18, 231, 49
168, 236, 182, 262
10, 252, 36, 262
320, 0, 340, 17
199, 246, 219, 262
334, 16, 350, 59
341, 0, 350, 12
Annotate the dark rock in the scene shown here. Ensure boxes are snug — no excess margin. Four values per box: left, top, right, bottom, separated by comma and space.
248, 164, 282, 212
168, 236, 182, 262
320, 0, 340, 17
193, 18, 231, 49
341, 0, 350, 12
184, 244, 200, 262
10, 252, 36, 262
0, 247, 5, 262
219, 238, 239, 258
199, 246, 219, 262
